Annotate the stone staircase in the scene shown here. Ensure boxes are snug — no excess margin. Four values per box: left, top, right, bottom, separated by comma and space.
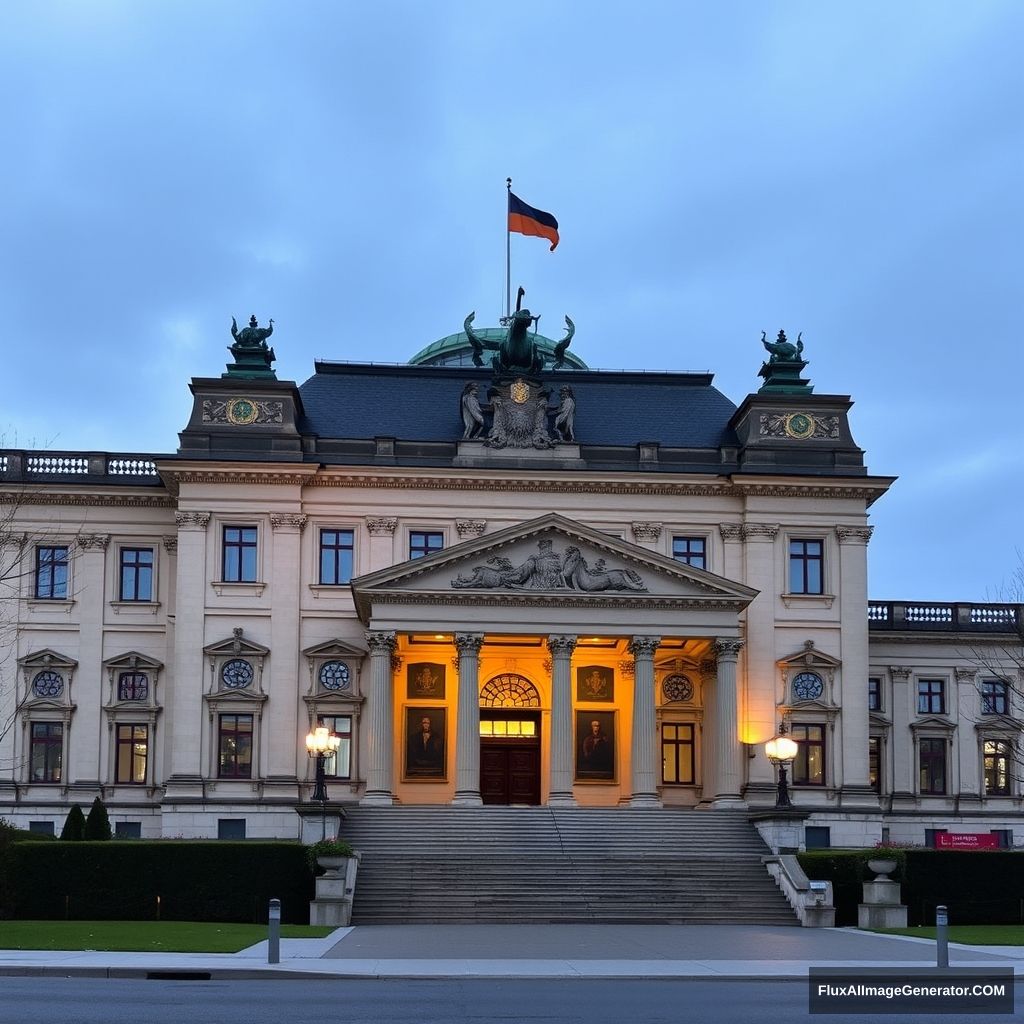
340, 806, 797, 924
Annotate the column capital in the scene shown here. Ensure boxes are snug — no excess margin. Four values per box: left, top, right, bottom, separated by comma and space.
890, 666, 911, 681
454, 632, 485, 654
630, 521, 662, 542
366, 516, 397, 536
955, 667, 977, 683
175, 511, 211, 530
364, 630, 397, 653
714, 638, 744, 660
618, 659, 636, 678
77, 534, 109, 551
628, 636, 661, 659
836, 525, 874, 545
270, 513, 308, 532
719, 523, 742, 541
162, 535, 178, 554
547, 634, 578, 655
455, 519, 487, 539
741, 523, 779, 542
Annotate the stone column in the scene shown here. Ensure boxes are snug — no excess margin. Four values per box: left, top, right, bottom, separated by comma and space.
452, 633, 485, 806
547, 634, 577, 806
365, 517, 397, 571
266, 514, 306, 795
628, 636, 661, 807
69, 534, 108, 793
837, 526, 878, 807
165, 512, 210, 797
360, 630, 397, 806
711, 638, 746, 807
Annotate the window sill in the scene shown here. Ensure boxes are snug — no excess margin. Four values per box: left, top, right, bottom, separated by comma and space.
211, 581, 266, 597
110, 600, 162, 615
308, 584, 354, 599
781, 593, 835, 609
25, 598, 75, 612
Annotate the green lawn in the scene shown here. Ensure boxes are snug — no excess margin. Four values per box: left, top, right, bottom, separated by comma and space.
876, 925, 1024, 945
0, 921, 337, 953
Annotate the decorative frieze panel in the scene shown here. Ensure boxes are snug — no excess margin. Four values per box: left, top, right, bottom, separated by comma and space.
759, 411, 840, 440
201, 398, 284, 425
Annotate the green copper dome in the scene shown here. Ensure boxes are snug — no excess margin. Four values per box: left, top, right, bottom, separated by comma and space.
408, 329, 588, 369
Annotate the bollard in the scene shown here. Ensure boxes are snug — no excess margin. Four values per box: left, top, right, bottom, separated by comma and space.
935, 904, 948, 968
268, 898, 281, 965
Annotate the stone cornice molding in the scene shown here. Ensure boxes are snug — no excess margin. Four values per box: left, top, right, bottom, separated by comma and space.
365, 590, 750, 613
628, 636, 661, 658
1, 493, 174, 509
454, 632, 485, 654
270, 513, 308, 532
547, 635, 578, 655
162, 535, 178, 553
455, 519, 487, 539
364, 630, 397, 653
630, 522, 662, 542
175, 511, 211, 530
714, 638, 744, 659
741, 524, 780, 542
366, 517, 398, 536
836, 526, 874, 545
719, 524, 742, 541
77, 534, 109, 551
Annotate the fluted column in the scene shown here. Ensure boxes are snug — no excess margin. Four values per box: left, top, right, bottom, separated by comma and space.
360, 630, 397, 806
165, 512, 210, 796
712, 638, 746, 808
547, 634, 577, 806
628, 636, 661, 807
452, 633, 485, 806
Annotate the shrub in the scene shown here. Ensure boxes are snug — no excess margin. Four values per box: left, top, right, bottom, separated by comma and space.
83, 798, 112, 841
61, 804, 86, 841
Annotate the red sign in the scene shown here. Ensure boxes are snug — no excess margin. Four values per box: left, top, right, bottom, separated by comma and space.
935, 832, 1000, 850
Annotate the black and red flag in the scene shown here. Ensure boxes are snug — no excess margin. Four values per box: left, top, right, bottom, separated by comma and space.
508, 191, 559, 251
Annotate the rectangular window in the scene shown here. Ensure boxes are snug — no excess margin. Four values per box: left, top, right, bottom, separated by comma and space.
319, 529, 355, 585
919, 738, 946, 794
791, 723, 825, 785
317, 714, 353, 779
218, 714, 253, 778
867, 677, 882, 712
28, 820, 55, 836
671, 537, 706, 570
217, 818, 246, 840
983, 740, 1011, 795
115, 724, 148, 784
661, 722, 695, 784
805, 825, 831, 849
119, 547, 154, 601
868, 737, 881, 793
117, 672, 149, 702
222, 526, 258, 582
30, 722, 63, 782
917, 679, 945, 715
981, 680, 1009, 716
788, 539, 823, 594
35, 546, 69, 599
114, 821, 142, 839
409, 531, 443, 560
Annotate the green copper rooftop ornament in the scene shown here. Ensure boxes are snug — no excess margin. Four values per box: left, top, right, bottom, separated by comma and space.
757, 329, 813, 394
223, 315, 278, 380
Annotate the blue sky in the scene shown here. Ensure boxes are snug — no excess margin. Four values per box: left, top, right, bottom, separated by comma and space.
1, 1, 1021, 601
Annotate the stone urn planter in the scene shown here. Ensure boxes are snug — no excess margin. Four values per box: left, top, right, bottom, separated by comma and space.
316, 855, 348, 875
867, 857, 898, 880
310, 851, 361, 927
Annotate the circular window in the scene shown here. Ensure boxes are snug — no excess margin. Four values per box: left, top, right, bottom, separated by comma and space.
319, 660, 351, 691
32, 670, 64, 698
222, 658, 254, 689
792, 671, 824, 701
662, 674, 694, 703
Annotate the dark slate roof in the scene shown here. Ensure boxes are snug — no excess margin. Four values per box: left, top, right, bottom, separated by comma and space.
298, 362, 738, 449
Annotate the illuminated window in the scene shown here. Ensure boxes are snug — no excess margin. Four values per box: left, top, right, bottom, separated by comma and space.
115, 724, 148, 784
661, 722, 695, 784
791, 724, 825, 785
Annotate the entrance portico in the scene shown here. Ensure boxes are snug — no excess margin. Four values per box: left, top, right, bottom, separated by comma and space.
352, 514, 756, 809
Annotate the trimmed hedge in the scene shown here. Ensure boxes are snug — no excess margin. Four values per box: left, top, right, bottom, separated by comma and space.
0, 841, 314, 923
799, 849, 1024, 926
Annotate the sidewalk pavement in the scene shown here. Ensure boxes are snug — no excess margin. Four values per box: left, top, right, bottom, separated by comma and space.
1, 925, 1023, 980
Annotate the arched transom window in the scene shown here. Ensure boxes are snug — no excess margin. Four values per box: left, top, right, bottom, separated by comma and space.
479, 673, 541, 708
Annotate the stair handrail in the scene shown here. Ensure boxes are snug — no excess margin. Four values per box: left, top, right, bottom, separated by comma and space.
763, 854, 835, 927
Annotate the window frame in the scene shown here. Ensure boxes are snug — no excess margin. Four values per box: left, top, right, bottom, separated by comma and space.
660, 721, 696, 785
118, 546, 155, 602
408, 530, 444, 560
868, 736, 882, 793
221, 525, 259, 583
983, 739, 1012, 796
316, 714, 353, 779
918, 737, 947, 795
29, 721, 64, 783
217, 713, 254, 778
318, 528, 355, 586
917, 678, 946, 716
114, 723, 149, 785
787, 538, 824, 595
790, 723, 826, 786
867, 676, 882, 713
981, 679, 1009, 717
671, 536, 707, 570
35, 545, 69, 600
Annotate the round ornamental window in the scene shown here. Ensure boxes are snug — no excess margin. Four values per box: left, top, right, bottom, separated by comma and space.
319, 661, 350, 691
662, 674, 694, 703
32, 670, 64, 698
792, 671, 824, 701
222, 658, 254, 689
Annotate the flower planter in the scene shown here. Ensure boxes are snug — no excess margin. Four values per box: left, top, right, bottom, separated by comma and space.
867, 857, 897, 879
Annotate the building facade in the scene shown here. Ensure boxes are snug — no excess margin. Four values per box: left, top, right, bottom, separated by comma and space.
0, 318, 1020, 847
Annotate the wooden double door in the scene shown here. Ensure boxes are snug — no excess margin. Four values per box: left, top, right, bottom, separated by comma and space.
479, 710, 541, 805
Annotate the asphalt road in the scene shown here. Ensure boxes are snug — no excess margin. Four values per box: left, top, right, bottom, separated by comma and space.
1, 977, 1018, 1024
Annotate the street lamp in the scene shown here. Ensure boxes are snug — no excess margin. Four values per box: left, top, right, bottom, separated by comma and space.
306, 726, 341, 840
765, 724, 799, 809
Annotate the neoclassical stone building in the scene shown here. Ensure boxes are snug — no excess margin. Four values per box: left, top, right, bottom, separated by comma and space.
0, 317, 1020, 847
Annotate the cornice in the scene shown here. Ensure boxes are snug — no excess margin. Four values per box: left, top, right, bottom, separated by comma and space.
364, 589, 750, 612
165, 470, 313, 488
0, 492, 175, 509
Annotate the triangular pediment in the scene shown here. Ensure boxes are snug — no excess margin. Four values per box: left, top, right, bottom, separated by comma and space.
302, 638, 367, 659
352, 513, 757, 623
204, 629, 270, 659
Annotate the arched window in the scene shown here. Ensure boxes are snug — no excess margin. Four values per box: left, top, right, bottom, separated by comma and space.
479, 673, 541, 708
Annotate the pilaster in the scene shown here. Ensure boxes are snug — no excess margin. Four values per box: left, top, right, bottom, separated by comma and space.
365, 517, 397, 571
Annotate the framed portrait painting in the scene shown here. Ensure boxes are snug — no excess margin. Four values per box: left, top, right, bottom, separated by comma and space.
575, 709, 616, 782
403, 706, 447, 781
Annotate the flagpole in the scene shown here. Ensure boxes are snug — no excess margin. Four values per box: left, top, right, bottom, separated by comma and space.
505, 177, 512, 319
